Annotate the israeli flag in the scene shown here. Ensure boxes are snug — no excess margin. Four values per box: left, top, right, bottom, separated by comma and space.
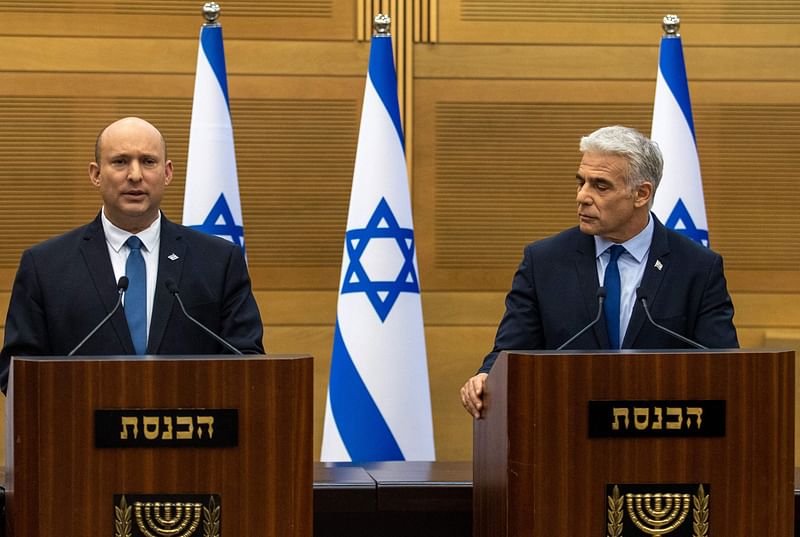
651, 23, 709, 247
183, 20, 245, 252
321, 26, 435, 462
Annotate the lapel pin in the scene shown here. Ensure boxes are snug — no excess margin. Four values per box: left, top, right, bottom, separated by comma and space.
654, 259, 663, 271
168, 253, 179, 261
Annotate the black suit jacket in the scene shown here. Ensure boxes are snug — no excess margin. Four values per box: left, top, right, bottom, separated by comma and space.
479, 217, 738, 373
1, 213, 264, 391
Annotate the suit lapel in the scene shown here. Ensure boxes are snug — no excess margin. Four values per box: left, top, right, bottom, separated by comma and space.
148, 216, 187, 353
79, 214, 135, 353
622, 218, 670, 348
574, 231, 609, 348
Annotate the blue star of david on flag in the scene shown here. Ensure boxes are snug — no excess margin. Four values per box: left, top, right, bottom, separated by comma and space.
189, 193, 245, 252
664, 198, 709, 247
341, 197, 419, 322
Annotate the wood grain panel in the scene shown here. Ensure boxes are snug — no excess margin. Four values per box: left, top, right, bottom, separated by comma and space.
476, 350, 794, 536
0, 92, 360, 271
415, 43, 800, 81
459, 0, 800, 23
439, 1, 800, 45
8, 356, 313, 536
0, 1, 353, 40
414, 80, 800, 291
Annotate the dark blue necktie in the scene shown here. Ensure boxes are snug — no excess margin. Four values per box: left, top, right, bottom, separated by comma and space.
125, 236, 147, 355
603, 244, 626, 349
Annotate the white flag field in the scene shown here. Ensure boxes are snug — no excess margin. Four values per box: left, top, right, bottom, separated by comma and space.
183, 20, 246, 251
651, 27, 710, 247
321, 30, 435, 462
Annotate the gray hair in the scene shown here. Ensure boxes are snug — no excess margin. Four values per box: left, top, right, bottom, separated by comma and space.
579, 126, 663, 205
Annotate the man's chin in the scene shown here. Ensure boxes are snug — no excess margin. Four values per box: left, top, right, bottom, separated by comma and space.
578, 221, 599, 236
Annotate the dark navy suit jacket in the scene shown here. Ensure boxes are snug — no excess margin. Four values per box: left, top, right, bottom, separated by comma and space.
0, 213, 264, 391
479, 217, 738, 373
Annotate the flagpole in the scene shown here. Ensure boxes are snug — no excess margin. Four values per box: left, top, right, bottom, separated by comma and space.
650, 14, 710, 247
183, 2, 247, 253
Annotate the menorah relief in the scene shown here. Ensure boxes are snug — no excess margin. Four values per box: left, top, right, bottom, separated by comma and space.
115, 495, 221, 537
607, 484, 709, 537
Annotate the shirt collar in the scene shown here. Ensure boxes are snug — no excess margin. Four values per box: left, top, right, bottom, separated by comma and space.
594, 213, 654, 263
101, 209, 162, 253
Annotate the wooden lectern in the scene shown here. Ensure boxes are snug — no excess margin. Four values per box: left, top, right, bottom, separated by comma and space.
5, 355, 313, 537
474, 350, 795, 537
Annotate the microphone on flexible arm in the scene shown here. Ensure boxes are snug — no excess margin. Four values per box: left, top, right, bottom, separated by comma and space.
557, 287, 607, 351
68, 276, 129, 357
164, 278, 243, 355
636, 288, 707, 350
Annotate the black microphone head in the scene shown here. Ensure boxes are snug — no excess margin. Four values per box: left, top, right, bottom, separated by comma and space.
636, 287, 648, 301
164, 278, 179, 294
118, 276, 129, 291
596, 286, 607, 298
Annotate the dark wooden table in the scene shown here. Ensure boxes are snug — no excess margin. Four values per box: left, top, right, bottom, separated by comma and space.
314, 461, 472, 537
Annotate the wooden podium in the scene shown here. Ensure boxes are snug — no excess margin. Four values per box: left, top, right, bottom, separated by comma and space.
474, 350, 795, 537
5, 354, 313, 537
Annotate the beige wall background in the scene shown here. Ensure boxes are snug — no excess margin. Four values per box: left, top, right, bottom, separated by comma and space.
0, 0, 798, 463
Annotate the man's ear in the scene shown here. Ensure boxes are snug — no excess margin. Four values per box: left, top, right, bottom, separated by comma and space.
88, 162, 101, 188
164, 160, 174, 186
634, 181, 653, 208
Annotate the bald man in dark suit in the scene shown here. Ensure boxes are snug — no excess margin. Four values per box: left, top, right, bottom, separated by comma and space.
1, 117, 263, 392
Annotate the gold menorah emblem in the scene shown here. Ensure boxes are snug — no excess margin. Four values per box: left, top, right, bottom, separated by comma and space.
135, 501, 203, 537
625, 493, 691, 535
607, 484, 708, 537
114, 494, 220, 537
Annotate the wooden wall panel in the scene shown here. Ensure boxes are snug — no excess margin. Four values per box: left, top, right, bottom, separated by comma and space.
0, 1, 798, 464
439, 0, 800, 45
0, 1, 353, 40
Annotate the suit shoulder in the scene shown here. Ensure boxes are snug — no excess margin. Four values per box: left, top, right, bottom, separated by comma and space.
25, 221, 96, 257
523, 226, 585, 257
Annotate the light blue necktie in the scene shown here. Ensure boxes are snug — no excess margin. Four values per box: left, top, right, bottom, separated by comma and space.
125, 236, 147, 355
603, 244, 626, 349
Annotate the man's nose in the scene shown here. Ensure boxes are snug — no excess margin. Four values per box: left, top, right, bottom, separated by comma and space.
576, 184, 591, 205
128, 161, 142, 181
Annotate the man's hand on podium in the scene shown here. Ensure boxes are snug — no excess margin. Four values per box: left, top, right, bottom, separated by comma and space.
460, 373, 488, 419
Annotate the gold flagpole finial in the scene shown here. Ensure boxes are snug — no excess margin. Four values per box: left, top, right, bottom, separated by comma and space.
662, 14, 681, 37
373, 14, 391, 37
203, 2, 221, 25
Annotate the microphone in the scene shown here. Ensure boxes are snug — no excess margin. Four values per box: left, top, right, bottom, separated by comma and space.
164, 278, 243, 355
557, 287, 607, 351
636, 288, 707, 350
68, 276, 129, 356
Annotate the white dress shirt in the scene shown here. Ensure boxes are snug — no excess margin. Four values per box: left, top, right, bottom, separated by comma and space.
594, 215, 654, 346
100, 210, 161, 342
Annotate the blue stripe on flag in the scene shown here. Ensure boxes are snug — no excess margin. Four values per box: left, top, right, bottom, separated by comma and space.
200, 25, 231, 109
368, 35, 405, 150
329, 320, 404, 461
659, 36, 695, 139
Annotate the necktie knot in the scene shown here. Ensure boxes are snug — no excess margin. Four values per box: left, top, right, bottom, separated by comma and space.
608, 244, 625, 263
126, 235, 143, 251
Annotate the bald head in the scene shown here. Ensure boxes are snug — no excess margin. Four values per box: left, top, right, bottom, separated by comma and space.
95, 117, 167, 164
88, 116, 174, 233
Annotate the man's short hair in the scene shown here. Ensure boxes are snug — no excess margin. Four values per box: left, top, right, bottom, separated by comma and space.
579, 126, 663, 197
